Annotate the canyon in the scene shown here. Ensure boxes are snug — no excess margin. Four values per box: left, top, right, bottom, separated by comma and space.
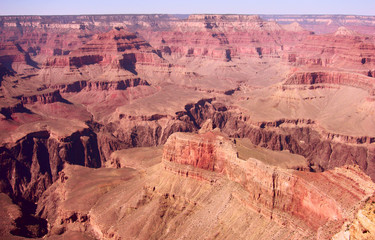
0, 14, 375, 239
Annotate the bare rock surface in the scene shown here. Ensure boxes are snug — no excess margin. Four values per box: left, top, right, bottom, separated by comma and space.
28, 132, 375, 240
0, 13, 375, 239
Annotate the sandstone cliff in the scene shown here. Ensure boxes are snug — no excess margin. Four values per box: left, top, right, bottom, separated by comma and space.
162, 131, 375, 239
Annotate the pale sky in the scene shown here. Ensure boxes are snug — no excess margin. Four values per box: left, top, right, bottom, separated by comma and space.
1, 0, 374, 16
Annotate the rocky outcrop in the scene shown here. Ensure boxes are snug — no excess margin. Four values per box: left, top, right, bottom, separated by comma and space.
349, 195, 375, 240
69, 55, 104, 68
38, 27, 180, 86
17, 89, 65, 104
66, 28, 167, 70
162, 131, 375, 238
97, 116, 195, 162
0, 128, 101, 203
8, 130, 372, 240
283, 32, 375, 71
0, 42, 39, 75
284, 71, 375, 94
80, 97, 375, 180
142, 14, 312, 61
177, 98, 375, 180
53, 78, 150, 93
44, 56, 70, 67
332, 193, 375, 240
0, 42, 27, 65
163, 132, 235, 172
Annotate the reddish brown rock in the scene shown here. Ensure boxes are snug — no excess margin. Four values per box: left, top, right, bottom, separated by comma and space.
162, 131, 375, 237
17, 89, 64, 104
44, 28, 168, 74
177, 98, 375, 180
11, 131, 371, 240
52, 78, 150, 93
0, 42, 36, 74
283, 31, 375, 71
141, 14, 312, 61
284, 71, 375, 94
0, 13, 374, 240
163, 131, 235, 172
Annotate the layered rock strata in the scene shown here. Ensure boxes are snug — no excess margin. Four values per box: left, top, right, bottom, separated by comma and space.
187, 99, 375, 180
162, 131, 375, 238
0, 14, 375, 239
284, 71, 375, 94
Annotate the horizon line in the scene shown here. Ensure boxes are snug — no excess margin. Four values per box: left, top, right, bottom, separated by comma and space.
1, 13, 375, 17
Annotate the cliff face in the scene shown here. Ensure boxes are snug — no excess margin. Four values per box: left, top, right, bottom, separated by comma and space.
39, 28, 172, 85
67, 29, 157, 67
17, 89, 64, 104
175, 98, 375, 180
332, 194, 375, 240
281, 31, 375, 97
284, 33, 375, 69
163, 132, 236, 172
162, 131, 375, 238
97, 115, 195, 162
0, 42, 36, 74
349, 195, 375, 240
52, 78, 150, 93
28, 132, 373, 240
75, 96, 375, 181
140, 14, 311, 62
284, 71, 375, 95
0, 128, 101, 203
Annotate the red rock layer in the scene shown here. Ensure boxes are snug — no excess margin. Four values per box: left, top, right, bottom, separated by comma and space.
52, 78, 149, 93
17, 89, 64, 104
163, 132, 235, 172
0, 42, 28, 68
284, 71, 375, 94
38, 27, 180, 86
162, 131, 375, 236
284, 34, 375, 69
44, 28, 167, 70
140, 14, 312, 61
173, 98, 375, 180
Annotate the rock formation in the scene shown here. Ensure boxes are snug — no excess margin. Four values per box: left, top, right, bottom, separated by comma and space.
162, 131, 375, 238
0, 127, 101, 202
0, 13, 375, 239
12, 131, 372, 240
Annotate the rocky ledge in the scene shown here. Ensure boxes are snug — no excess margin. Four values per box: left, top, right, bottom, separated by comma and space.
162, 131, 375, 238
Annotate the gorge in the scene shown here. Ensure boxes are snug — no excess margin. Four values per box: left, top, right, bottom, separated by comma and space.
0, 14, 375, 239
